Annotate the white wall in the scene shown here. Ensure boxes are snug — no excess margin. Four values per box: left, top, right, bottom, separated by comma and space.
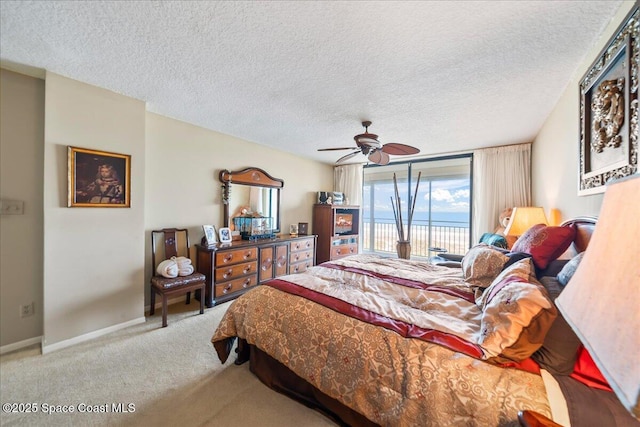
532, 1, 635, 220
0, 69, 44, 348
42, 73, 147, 352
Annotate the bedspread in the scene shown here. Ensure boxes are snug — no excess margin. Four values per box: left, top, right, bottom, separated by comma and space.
212, 255, 552, 426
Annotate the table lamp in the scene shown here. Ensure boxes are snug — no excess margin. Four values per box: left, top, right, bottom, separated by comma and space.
503, 206, 549, 237
556, 175, 640, 419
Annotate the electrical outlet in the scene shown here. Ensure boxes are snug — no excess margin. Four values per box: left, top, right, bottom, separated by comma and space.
1, 199, 24, 215
20, 302, 35, 318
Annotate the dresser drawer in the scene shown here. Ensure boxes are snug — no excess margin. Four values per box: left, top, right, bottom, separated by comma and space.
215, 275, 258, 297
215, 247, 258, 265
291, 237, 315, 252
290, 260, 313, 274
290, 248, 314, 264
215, 260, 257, 282
330, 243, 358, 260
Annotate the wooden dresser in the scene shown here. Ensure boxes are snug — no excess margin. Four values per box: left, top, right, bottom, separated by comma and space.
196, 235, 316, 307
313, 204, 360, 264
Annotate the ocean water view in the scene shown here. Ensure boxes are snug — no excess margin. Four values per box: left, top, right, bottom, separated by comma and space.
363, 210, 470, 227
361, 210, 471, 256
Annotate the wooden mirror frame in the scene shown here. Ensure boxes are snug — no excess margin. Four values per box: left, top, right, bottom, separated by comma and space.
219, 167, 284, 234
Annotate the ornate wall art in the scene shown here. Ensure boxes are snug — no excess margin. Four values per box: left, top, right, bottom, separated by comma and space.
579, 5, 638, 196
68, 146, 131, 207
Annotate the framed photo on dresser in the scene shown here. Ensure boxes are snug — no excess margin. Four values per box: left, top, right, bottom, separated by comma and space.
218, 227, 232, 243
202, 225, 217, 246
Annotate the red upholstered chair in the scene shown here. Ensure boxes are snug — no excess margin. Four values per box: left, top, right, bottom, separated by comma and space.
150, 228, 205, 327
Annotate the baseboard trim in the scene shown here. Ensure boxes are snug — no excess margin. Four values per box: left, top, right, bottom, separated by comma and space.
0, 336, 42, 355
42, 317, 146, 354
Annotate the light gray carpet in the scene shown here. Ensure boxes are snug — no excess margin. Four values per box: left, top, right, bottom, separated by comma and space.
0, 301, 336, 427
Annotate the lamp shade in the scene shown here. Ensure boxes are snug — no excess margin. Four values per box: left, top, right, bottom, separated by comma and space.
503, 206, 548, 236
556, 175, 640, 418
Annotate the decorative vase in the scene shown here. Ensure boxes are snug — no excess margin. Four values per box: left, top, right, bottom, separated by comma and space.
396, 240, 411, 260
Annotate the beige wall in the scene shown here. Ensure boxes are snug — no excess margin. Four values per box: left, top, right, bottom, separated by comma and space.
0, 70, 333, 352
0, 69, 45, 348
532, 1, 635, 220
42, 73, 147, 352
144, 113, 333, 305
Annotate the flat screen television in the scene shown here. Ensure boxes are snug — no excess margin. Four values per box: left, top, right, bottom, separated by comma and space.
334, 213, 353, 235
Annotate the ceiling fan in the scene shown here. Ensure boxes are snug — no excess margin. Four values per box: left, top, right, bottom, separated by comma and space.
318, 121, 420, 165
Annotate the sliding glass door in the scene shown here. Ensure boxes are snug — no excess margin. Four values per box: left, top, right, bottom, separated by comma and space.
362, 154, 473, 259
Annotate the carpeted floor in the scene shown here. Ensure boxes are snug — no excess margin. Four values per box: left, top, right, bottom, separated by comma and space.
0, 301, 337, 427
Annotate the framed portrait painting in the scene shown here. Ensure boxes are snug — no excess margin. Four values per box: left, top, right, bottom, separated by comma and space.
68, 146, 131, 207
578, 5, 638, 196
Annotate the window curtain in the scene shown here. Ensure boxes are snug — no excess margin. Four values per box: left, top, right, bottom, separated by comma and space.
473, 143, 531, 243
334, 164, 363, 206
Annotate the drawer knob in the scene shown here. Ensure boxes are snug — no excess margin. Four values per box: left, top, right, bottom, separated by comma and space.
224, 254, 233, 263
244, 252, 252, 259
293, 266, 299, 273
223, 283, 232, 294
243, 279, 250, 288
243, 265, 252, 274
223, 268, 233, 279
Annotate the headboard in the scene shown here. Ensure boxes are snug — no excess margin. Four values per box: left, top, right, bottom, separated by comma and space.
559, 216, 597, 258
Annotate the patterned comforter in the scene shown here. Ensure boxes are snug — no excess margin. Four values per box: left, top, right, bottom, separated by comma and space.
212, 255, 552, 426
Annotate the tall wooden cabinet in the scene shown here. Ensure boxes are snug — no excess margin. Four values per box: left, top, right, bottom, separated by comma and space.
196, 235, 316, 307
313, 204, 360, 264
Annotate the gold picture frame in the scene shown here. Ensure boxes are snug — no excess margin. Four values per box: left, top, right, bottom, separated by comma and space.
578, 5, 638, 196
68, 146, 131, 207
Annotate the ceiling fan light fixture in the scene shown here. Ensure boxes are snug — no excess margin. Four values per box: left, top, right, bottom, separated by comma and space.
319, 120, 419, 166
354, 133, 380, 147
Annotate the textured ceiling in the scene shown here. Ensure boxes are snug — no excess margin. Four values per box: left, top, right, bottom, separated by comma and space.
0, 1, 625, 164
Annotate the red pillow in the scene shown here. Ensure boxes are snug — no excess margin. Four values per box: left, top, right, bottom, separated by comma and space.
570, 345, 613, 392
511, 224, 576, 269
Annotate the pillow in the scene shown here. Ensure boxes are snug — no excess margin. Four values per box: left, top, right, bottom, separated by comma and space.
461, 243, 508, 288
477, 258, 558, 363
532, 276, 582, 374
557, 252, 585, 286
536, 258, 570, 279
570, 345, 613, 392
511, 224, 577, 270
478, 232, 508, 249
502, 251, 533, 270
476, 257, 537, 306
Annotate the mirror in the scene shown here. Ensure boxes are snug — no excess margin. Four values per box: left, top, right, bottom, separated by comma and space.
220, 167, 284, 236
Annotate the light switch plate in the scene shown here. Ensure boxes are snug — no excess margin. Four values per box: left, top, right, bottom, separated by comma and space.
0, 199, 24, 215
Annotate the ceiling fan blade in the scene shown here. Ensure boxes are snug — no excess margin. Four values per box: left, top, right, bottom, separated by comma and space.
381, 143, 420, 156
336, 151, 361, 164
318, 147, 358, 151
368, 150, 390, 165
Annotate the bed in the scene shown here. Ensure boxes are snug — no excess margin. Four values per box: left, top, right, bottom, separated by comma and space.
211, 217, 633, 426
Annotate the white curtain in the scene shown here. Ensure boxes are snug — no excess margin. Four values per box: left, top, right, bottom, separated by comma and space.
473, 143, 531, 242
334, 164, 363, 206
